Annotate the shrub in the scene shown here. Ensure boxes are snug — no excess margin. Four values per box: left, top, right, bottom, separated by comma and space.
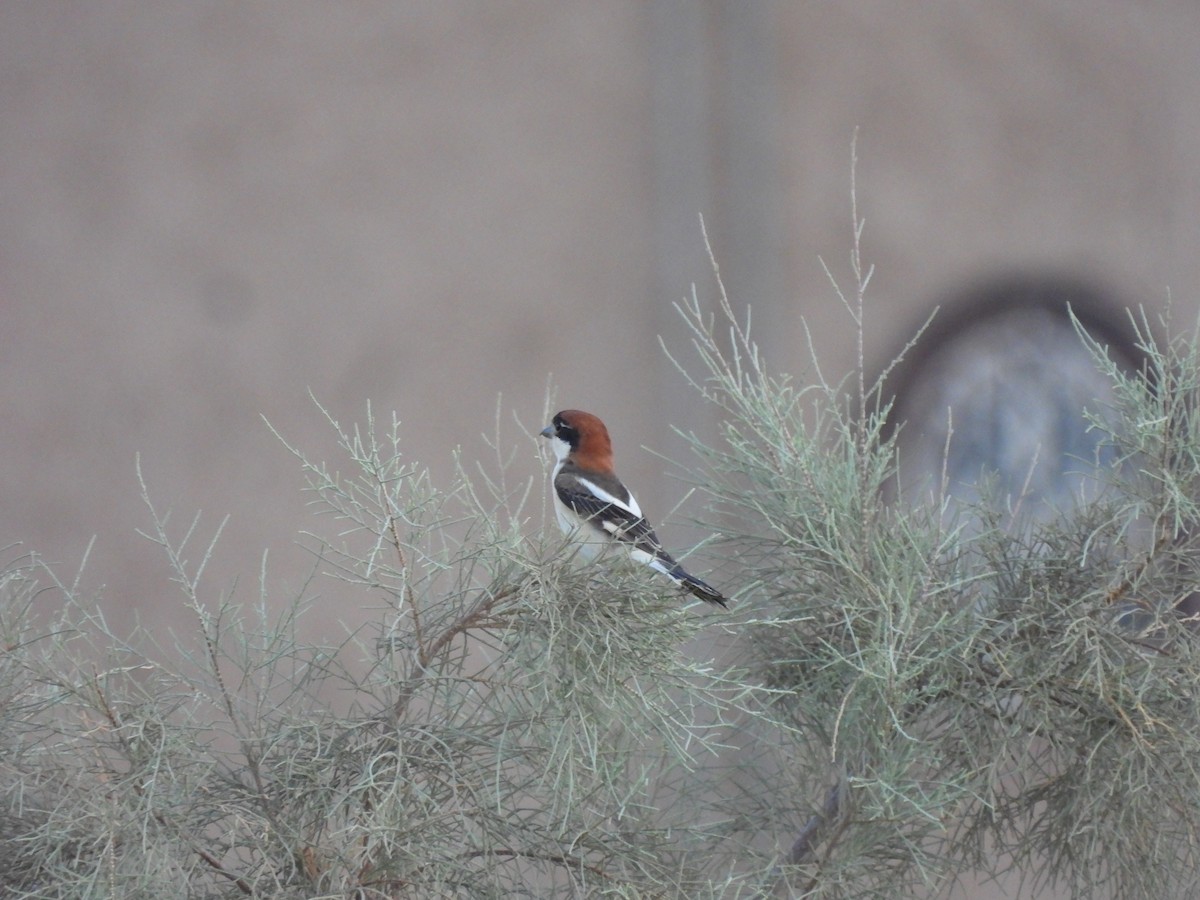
4, 209, 1200, 899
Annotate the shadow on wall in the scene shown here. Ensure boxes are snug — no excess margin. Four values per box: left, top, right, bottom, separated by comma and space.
883, 274, 1145, 523
881, 273, 1200, 623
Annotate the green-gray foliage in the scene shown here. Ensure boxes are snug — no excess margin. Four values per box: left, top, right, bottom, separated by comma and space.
5, 221, 1200, 897
660, 221, 1200, 897
0, 406, 760, 898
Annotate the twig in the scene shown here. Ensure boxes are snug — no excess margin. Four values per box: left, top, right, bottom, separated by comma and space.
790, 777, 848, 866
388, 583, 519, 724
362, 846, 615, 892
386, 510, 424, 658
91, 672, 255, 896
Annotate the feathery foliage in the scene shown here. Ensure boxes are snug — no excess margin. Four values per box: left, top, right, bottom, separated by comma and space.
5, 187, 1200, 898
0, 405, 762, 897
660, 209, 1200, 897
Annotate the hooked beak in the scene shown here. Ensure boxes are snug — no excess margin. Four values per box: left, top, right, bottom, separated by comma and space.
539, 425, 553, 439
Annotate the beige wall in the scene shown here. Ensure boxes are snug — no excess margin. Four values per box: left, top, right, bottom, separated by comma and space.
3, 6, 1197, 895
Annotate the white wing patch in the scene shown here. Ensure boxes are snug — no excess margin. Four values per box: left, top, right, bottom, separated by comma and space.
575, 476, 642, 517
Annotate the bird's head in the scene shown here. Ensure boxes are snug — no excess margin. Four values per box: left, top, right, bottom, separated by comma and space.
540, 409, 614, 469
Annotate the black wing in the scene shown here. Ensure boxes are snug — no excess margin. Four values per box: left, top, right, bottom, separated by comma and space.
555, 469, 727, 607
554, 473, 674, 563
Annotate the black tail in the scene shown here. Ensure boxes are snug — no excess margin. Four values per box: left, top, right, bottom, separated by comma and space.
674, 567, 727, 608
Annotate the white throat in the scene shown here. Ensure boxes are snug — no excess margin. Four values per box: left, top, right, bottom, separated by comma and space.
548, 434, 572, 464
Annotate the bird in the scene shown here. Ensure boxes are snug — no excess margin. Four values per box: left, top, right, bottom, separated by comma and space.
539, 409, 727, 607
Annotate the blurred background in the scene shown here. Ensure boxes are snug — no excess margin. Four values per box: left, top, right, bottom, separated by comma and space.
3, 4, 1199, 896
5, 1, 1200, 628
5, 0, 1199, 632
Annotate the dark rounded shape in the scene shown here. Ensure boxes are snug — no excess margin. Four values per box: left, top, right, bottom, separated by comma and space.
883, 275, 1147, 519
